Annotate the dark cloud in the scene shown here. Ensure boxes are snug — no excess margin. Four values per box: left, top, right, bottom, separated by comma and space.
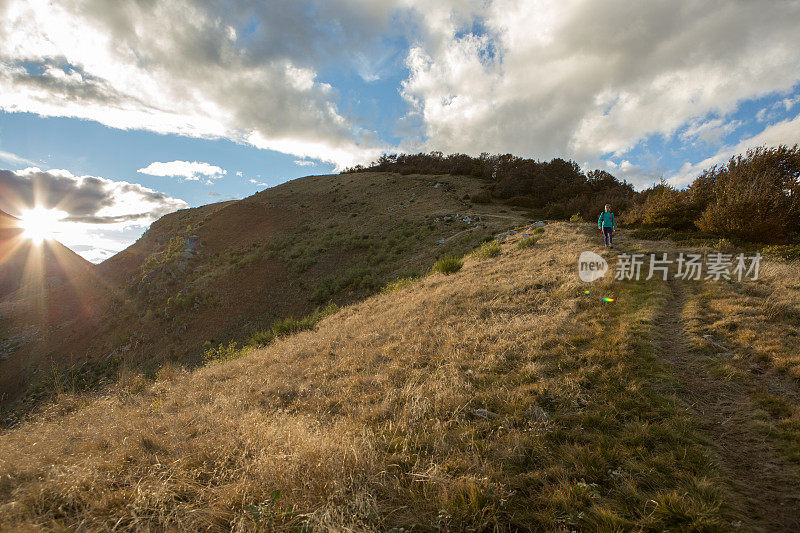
6, 58, 127, 106
0, 168, 186, 221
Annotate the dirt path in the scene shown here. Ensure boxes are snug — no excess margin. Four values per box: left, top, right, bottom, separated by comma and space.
656, 279, 800, 531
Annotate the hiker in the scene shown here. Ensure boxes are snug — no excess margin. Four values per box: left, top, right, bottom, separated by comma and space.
598, 204, 615, 248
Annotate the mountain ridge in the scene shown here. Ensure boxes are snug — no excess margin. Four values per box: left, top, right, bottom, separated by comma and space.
1, 171, 530, 415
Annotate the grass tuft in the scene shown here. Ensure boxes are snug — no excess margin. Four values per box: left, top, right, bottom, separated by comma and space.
432, 255, 463, 275
249, 303, 339, 346
382, 277, 417, 294
471, 241, 501, 259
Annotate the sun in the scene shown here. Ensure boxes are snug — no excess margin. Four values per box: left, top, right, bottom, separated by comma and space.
20, 207, 67, 245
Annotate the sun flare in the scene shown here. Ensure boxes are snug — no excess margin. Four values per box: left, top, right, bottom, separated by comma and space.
20, 207, 67, 245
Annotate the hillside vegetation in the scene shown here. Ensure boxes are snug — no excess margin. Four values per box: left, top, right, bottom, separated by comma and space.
1, 172, 530, 421
624, 145, 800, 244
2, 223, 798, 530
349, 145, 800, 246
344, 152, 637, 220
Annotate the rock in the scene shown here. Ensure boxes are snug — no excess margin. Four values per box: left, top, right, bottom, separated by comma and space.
471, 408, 499, 420
437, 238, 446, 244
532, 221, 546, 226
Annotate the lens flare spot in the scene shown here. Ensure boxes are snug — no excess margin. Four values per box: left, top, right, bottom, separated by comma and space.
20, 207, 66, 245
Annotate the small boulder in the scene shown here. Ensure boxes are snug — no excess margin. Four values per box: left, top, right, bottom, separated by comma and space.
471, 408, 499, 420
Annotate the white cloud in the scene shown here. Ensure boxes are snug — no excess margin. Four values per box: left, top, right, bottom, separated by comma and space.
294, 160, 316, 167
668, 111, 800, 187
400, 0, 800, 164
137, 160, 227, 181
0, 0, 395, 168
1, 0, 799, 175
679, 118, 742, 146
0, 149, 34, 166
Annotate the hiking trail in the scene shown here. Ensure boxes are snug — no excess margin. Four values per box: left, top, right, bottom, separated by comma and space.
656, 278, 800, 531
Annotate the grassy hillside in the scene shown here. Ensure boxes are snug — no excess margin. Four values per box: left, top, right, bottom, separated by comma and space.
1, 172, 531, 420
2, 223, 797, 530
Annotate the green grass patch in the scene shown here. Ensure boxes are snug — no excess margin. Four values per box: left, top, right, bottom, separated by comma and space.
202, 341, 248, 365
517, 236, 537, 249
382, 277, 417, 294
248, 303, 339, 346
471, 241, 501, 259
432, 255, 463, 275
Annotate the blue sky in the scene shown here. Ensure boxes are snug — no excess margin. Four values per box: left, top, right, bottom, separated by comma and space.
1, 0, 799, 261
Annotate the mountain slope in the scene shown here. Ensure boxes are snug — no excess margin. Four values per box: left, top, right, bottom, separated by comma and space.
0, 209, 98, 303
1, 172, 529, 415
3, 223, 798, 530
0, 210, 107, 407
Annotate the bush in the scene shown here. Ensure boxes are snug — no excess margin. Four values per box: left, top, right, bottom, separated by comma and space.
249, 304, 339, 346
761, 244, 800, 261
311, 266, 381, 303
517, 237, 537, 249
623, 181, 699, 230
432, 256, 463, 275
382, 277, 417, 294
203, 341, 247, 365
471, 241, 501, 259
694, 146, 800, 243
569, 213, 584, 222
470, 190, 492, 204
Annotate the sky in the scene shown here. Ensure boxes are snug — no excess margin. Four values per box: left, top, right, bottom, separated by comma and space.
0, 0, 799, 262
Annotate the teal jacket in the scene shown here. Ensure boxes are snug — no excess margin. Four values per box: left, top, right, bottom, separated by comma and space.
598, 211, 615, 229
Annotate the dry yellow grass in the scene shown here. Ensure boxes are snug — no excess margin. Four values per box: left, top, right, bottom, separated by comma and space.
3, 222, 795, 530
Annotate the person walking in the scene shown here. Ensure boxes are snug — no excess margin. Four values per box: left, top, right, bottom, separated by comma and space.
598, 204, 615, 248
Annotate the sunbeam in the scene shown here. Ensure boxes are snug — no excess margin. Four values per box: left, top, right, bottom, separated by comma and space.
19, 207, 67, 245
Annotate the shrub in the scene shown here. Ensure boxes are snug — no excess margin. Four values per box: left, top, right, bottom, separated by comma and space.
140, 235, 185, 278
471, 241, 501, 259
694, 146, 800, 243
761, 244, 800, 261
517, 237, 537, 249
623, 181, 699, 230
248, 304, 339, 346
203, 341, 247, 365
382, 277, 417, 294
432, 256, 463, 275
470, 190, 492, 204
311, 267, 381, 303
569, 213, 584, 222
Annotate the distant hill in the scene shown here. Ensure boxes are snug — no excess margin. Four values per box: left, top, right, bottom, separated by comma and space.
0, 209, 108, 407
0, 209, 98, 302
1, 172, 531, 417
